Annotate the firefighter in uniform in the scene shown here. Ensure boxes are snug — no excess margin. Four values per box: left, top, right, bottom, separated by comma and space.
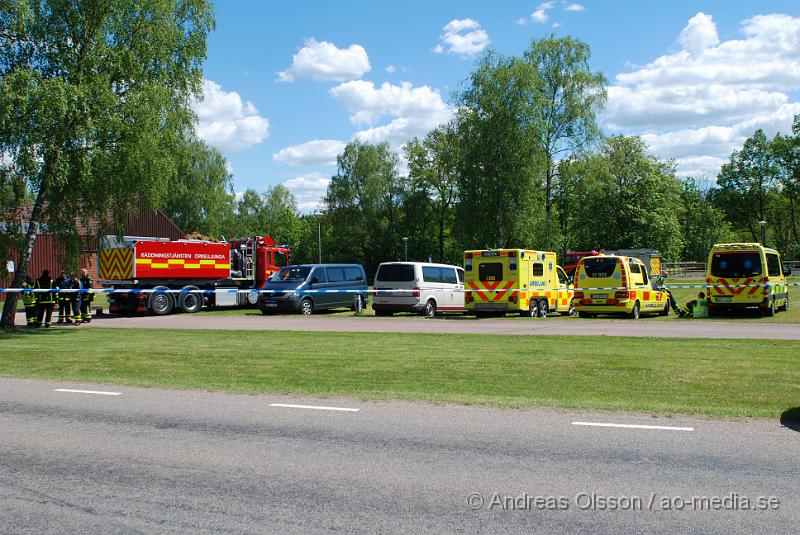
68, 272, 83, 324
79, 268, 93, 323
22, 275, 38, 328
35, 269, 56, 328
55, 270, 70, 324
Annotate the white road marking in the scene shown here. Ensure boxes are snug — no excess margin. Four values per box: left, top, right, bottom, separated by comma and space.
572, 421, 694, 432
55, 389, 122, 396
269, 403, 359, 412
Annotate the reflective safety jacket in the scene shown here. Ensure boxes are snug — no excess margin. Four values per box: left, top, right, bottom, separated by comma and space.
35, 277, 55, 304
22, 281, 37, 307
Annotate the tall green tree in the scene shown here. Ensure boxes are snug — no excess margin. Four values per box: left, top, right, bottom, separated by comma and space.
680, 178, 732, 261
0, 0, 214, 327
404, 121, 461, 262
572, 136, 684, 259
519, 37, 607, 217
163, 138, 235, 239
716, 129, 779, 242
772, 116, 800, 250
260, 184, 300, 246
323, 140, 402, 271
454, 51, 542, 250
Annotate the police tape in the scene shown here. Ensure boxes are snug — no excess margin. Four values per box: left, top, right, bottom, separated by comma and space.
1, 282, 799, 295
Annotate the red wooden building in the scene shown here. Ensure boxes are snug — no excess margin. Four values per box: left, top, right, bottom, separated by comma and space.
2, 206, 184, 287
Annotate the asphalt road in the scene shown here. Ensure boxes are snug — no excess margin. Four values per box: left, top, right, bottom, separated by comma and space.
1, 378, 797, 534
17, 311, 800, 339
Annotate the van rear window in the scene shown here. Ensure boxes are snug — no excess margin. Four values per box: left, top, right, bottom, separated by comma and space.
479, 263, 503, 281
581, 258, 617, 278
711, 252, 761, 278
375, 264, 414, 282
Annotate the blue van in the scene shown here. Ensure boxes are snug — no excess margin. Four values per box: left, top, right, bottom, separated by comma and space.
257, 264, 368, 315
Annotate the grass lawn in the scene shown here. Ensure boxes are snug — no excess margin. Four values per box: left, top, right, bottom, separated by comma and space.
1, 328, 798, 418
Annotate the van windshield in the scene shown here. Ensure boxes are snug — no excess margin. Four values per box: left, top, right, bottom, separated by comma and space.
375, 264, 414, 282
711, 252, 762, 278
581, 258, 617, 278
272, 266, 311, 282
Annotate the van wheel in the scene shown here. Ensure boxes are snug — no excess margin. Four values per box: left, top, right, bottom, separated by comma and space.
149, 287, 174, 316
538, 300, 548, 318
351, 295, 364, 313
629, 301, 640, 320
423, 299, 437, 318
300, 298, 314, 315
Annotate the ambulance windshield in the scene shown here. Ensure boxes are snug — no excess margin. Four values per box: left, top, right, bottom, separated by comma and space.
478, 263, 503, 281
711, 252, 761, 278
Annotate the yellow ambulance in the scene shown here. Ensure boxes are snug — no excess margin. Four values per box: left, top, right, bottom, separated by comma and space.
706, 243, 789, 317
573, 254, 670, 319
464, 249, 574, 317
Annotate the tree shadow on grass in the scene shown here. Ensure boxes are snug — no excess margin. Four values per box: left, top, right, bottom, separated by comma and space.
780, 408, 800, 432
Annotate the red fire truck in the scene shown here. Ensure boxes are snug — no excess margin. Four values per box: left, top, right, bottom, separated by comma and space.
98, 236, 290, 315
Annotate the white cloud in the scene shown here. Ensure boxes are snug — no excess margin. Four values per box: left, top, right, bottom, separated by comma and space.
192, 80, 269, 154
603, 13, 800, 178
329, 80, 454, 147
282, 172, 331, 213
434, 18, 490, 57
277, 38, 370, 82
531, 2, 554, 23
272, 139, 346, 168
565, 3, 585, 12
385, 65, 397, 73
678, 12, 719, 55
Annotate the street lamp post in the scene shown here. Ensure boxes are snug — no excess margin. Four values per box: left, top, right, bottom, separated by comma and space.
759, 220, 767, 246
314, 212, 323, 263
402, 236, 409, 261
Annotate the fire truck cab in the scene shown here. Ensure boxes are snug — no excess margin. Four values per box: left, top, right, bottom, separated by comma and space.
464, 249, 574, 318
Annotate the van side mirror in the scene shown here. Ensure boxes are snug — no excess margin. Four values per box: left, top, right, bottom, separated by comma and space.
783, 266, 792, 276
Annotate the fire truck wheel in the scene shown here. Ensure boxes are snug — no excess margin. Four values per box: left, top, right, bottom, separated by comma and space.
538, 300, 548, 318
178, 286, 203, 314
423, 299, 437, 318
149, 287, 174, 316
300, 298, 314, 315
629, 301, 640, 320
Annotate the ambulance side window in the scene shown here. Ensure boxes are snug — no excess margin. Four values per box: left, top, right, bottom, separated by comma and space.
629, 263, 645, 286
767, 254, 781, 277
532, 263, 544, 276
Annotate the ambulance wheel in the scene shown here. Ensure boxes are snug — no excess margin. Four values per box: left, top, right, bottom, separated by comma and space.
659, 300, 669, 316
149, 287, 174, 316
538, 300, 548, 318
528, 301, 539, 318
567, 300, 576, 316
764, 299, 776, 317
178, 286, 203, 314
300, 298, 314, 315
629, 301, 640, 320
423, 299, 437, 318
779, 296, 788, 312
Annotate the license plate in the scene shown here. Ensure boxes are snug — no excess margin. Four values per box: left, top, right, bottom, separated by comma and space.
591, 294, 607, 299
716, 296, 732, 303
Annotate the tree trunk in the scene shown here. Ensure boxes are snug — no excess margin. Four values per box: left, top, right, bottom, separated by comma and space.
1, 184, 48, 328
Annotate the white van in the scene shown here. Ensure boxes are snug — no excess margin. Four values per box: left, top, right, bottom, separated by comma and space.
373, 262, 465, 317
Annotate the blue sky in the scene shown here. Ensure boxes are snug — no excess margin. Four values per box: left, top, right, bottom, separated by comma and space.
194, 1, 800, 211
